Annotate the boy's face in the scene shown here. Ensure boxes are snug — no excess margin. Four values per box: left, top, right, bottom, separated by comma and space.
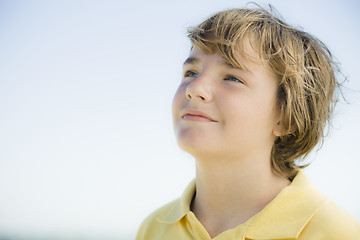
172, 42, 283, 162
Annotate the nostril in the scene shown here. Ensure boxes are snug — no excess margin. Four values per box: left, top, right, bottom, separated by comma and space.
186, 93, 192, 99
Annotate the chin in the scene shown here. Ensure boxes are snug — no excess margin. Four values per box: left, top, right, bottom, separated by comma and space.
177, 140, 218, 160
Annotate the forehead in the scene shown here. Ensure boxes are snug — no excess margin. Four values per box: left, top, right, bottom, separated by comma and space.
185, 44, 261, 74
185, 47, 233, 67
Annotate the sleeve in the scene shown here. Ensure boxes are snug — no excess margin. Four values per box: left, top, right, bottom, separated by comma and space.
298, 200, 360, 240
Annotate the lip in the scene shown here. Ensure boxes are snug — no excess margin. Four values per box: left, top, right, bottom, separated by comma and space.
181, 109, 217, 122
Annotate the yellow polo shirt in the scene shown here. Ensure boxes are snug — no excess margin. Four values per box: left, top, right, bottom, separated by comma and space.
136, 171, 360, 239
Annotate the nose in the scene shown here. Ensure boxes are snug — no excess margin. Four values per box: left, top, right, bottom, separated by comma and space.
185, 75, 212, 102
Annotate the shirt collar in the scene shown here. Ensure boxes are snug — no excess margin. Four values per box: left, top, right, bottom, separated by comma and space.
159, 170, 327, 239
159, 178, 196, 223
246, 170, 327, 239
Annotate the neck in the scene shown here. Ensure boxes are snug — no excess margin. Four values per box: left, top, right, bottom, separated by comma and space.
191, 154, 290, 238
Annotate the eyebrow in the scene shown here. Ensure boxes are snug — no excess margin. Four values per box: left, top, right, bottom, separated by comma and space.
183, 57, 250, 73
184, 57, 234, 67
183, 57, 199, 66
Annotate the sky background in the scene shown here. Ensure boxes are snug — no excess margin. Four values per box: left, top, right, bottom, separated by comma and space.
0, 0, 359, 239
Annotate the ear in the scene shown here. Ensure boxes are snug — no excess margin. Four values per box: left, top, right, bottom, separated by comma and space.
273, 121, 287, 137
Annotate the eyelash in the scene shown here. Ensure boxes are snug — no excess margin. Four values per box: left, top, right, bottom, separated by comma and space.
184, 70, 244, 84
224, 75, 243, 83
184, 70, 198, 78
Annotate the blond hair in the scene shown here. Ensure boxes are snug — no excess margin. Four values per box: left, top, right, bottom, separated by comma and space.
187, 5, 342, 179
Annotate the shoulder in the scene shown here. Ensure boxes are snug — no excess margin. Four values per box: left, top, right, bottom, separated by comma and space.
135, 198, 180, 240
136, 179, 196, 240
299, 199, 360, 239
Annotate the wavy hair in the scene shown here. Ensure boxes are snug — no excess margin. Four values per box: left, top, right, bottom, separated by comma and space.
187, 5, 342, 179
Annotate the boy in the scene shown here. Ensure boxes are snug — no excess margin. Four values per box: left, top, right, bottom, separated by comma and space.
136, 5, 360, 240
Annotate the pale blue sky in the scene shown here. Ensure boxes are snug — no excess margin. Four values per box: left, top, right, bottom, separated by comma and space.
0, 0, 359, 239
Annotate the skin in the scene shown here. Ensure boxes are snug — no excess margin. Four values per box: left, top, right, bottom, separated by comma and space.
172, 40, 290, 238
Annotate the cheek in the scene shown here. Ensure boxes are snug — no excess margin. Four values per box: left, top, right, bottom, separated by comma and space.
221, 94, 275, 132
172, 85, 186, 125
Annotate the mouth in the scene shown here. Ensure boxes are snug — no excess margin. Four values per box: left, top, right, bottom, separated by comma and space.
181, 109, 217, 122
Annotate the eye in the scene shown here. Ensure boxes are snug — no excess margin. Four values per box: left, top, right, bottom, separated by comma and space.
225, 75, 243, 83
184, 70, 198, 78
